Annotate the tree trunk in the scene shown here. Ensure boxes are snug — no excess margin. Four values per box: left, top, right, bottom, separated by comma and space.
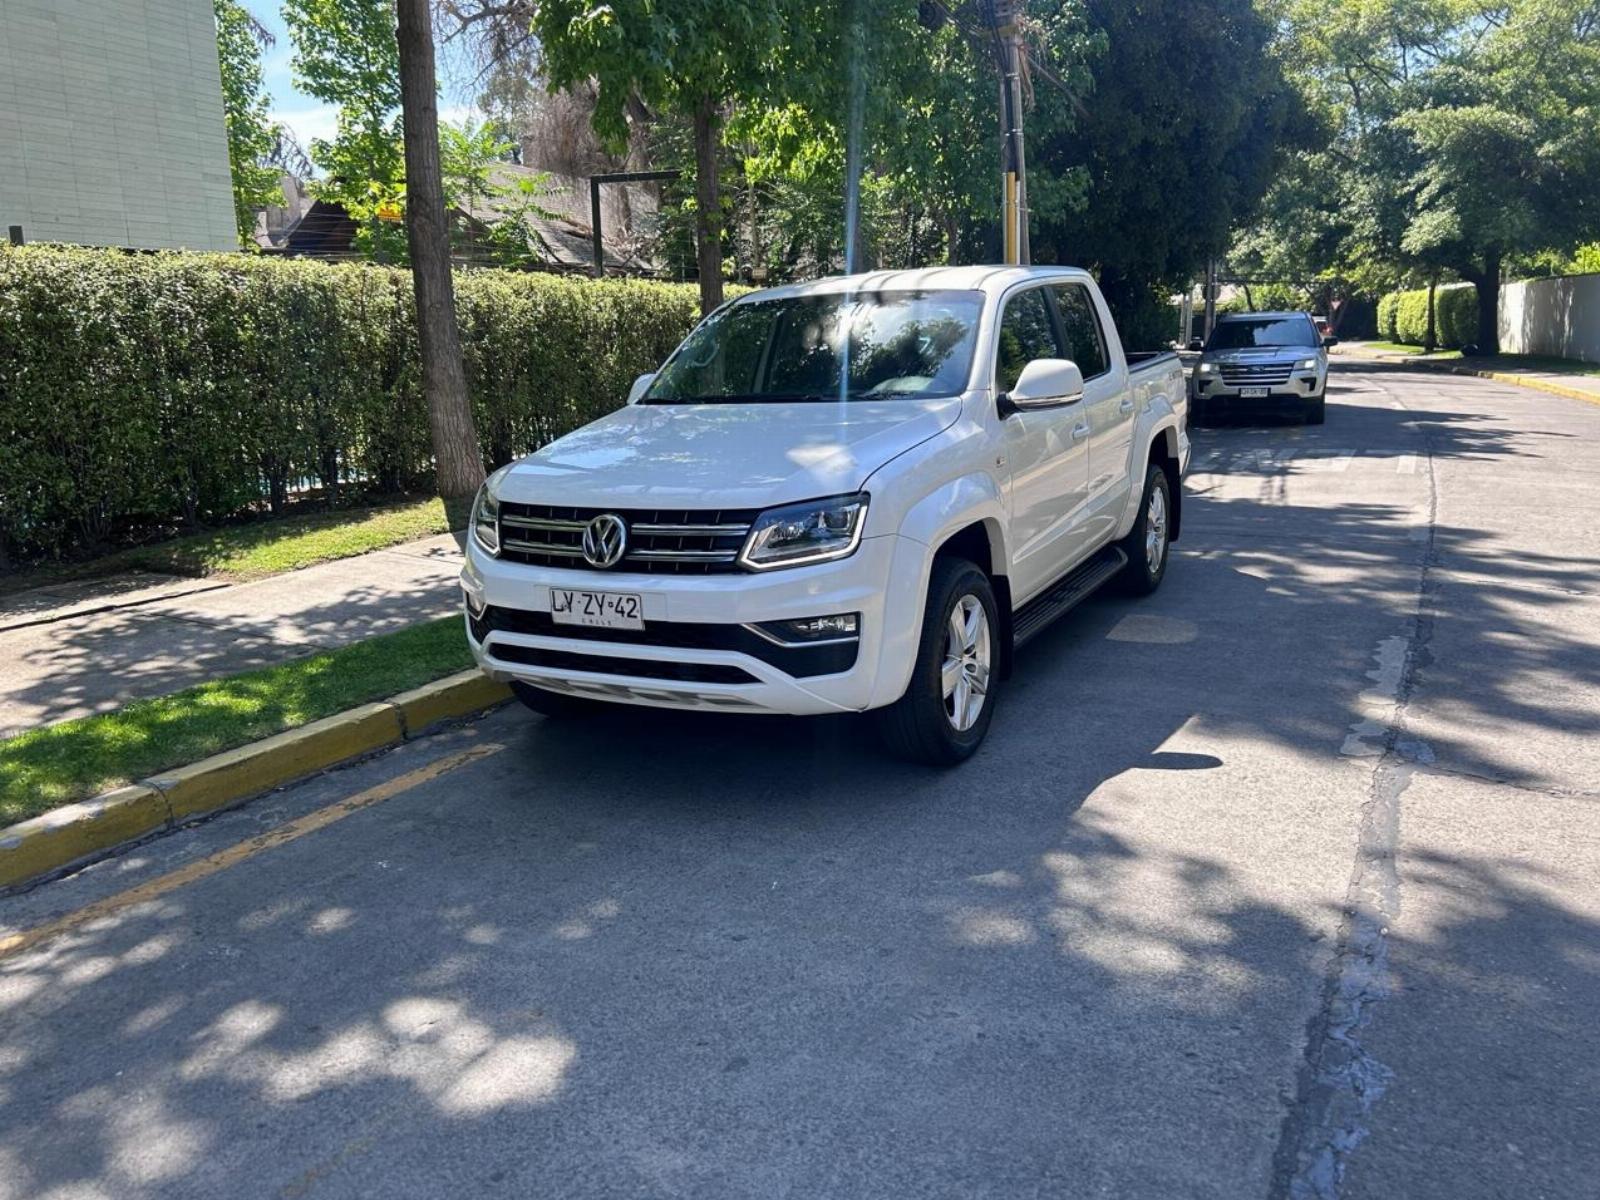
1471, 249, 1501, 356
692, 95, 724, 316
396, 0, 484, 500
1424, 278, 1437, 353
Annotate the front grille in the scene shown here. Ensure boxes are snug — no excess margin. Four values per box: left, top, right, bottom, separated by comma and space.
470, 604, 859, 678
491, 643, 758, 685
498, 502, 759, 574
1219, 363, 1295, 386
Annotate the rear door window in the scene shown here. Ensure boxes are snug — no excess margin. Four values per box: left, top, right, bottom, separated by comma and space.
1052, 284, 1109, 379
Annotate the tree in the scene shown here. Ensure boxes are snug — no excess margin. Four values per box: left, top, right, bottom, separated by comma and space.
1027, 0, 1299, 342
213, 0, 283, 246
1396, 0, 1600, 352
284, 0, 406, 260
395, 0, 484, 500
529, 1, 802, 315
1255, 0, 1600, 353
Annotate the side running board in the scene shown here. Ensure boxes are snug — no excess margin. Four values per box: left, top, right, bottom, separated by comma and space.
1011, 546, 1128, 647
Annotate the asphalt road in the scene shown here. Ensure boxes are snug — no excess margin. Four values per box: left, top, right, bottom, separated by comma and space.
3, 363, 1597, 1200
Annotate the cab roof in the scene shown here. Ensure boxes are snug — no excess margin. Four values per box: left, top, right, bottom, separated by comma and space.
1216, 311, 1311, 321
741, 265, 1092, 302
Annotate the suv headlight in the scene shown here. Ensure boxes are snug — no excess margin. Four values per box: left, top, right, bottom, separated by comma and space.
1297, 357, 1319, 370
1196, 362, 1217, 374
471, 482, 500, 556
739, 494, 869, 570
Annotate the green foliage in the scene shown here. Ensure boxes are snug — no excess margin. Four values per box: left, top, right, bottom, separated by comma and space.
0, 246, 707, 566
1379, 284, 1478, 348
1029, 0, 1296, 327
1243, 0, 1600, 349
284, 0, 406, 260
1377, 293, 1400, 342
213, 0, 282, 246
0, 617, 472, 822
1572, 243, 1600, 274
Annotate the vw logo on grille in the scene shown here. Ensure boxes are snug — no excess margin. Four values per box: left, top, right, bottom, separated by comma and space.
581, 513, 628, 568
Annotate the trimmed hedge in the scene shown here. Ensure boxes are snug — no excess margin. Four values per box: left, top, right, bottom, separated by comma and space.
1377, 283, 1478, 349
0, 246, 706, 567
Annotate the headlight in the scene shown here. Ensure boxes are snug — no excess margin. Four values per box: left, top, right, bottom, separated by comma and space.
739, 494, 869, 570
471, 483, 500, 556
1297, 358, 1319, 370
1197, 362, 1217, 374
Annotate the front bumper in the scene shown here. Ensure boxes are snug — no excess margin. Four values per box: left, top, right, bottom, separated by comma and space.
461, 533, 926, 716
1192, 369, 1325, 406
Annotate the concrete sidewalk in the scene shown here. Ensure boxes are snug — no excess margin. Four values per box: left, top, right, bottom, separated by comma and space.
0, 534, 464, 737
1334, 340, 1600, 402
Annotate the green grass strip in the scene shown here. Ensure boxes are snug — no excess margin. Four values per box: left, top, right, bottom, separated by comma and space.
0, 617, 473, 826
4, 498, 457, 598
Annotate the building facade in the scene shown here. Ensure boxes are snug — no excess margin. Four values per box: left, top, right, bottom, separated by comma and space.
0, 0, 237, 251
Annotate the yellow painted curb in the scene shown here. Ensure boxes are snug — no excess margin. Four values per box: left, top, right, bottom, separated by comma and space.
0, 670, 511, 891
1468, 370, 1600, 406
390, 670, 512, 736
0, 785, 170, 890
149, 702, 404, 822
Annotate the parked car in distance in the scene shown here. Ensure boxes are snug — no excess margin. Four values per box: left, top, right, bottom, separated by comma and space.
462, 266, 1190, 764
1188, 311, 1335, 425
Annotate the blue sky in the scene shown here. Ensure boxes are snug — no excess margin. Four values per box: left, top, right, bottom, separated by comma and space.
254, 3, 481, 162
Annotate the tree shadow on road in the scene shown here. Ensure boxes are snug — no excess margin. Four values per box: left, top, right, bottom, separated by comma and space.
2, 373, 1598, 1197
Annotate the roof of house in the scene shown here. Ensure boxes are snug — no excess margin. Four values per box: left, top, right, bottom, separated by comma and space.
267, 165, 664, 272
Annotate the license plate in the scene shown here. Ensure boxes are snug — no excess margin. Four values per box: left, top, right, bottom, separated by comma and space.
1240, 386, 1269, 398
550, 588, 644, 630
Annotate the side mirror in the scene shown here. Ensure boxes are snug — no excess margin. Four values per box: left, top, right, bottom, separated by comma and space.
999, 358, 1084, 417
1322, 336, 1339, 348
1186, 339, 1204, 352
626, 372, 655, 405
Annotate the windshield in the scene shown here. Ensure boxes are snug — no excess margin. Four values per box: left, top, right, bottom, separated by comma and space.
1207, 316, 1318, 350
645, 289, 983, 403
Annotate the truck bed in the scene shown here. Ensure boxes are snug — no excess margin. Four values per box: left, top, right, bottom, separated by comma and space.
1126, 349, 1181, 373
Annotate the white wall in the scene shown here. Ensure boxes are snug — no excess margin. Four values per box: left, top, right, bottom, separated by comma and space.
1500, 274, 1600, 365
0, 0, 238, 252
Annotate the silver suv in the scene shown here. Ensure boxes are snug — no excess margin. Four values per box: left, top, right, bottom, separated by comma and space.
1189, 311, 1335, 425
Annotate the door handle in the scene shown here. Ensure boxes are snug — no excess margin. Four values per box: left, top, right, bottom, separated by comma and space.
1071, 423, 1091, 441
1118, 398, 1136, 413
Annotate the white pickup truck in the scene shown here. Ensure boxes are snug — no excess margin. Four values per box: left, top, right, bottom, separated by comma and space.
462, 266, 1189, 763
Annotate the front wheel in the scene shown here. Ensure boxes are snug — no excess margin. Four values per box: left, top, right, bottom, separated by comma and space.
1304, 395, 1326, 425
1115, 464, 1172, 596
876, 558, 1000, 766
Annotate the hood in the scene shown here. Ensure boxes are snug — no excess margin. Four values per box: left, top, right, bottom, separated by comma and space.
495, 396, 964, 511
1203, 346, 1318, 364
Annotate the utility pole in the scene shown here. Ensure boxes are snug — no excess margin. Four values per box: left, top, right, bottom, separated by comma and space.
1202, 258, 1220, 341
990, 0, 1028, 265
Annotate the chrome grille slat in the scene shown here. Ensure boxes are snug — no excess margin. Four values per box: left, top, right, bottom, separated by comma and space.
502, 538, 585, 557
626, 549, 739, 562
501, 515, 589, 532
631, 522, 750, 536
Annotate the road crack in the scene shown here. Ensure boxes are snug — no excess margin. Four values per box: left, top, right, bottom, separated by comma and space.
1269, 395, 1441, 1200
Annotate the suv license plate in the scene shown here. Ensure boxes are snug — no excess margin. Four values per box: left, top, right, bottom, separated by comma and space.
1240, 386, 1269, 398
551, 588, 644, 630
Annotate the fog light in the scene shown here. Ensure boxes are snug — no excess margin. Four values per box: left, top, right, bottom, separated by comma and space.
462, 586, 487, 618
753, 613, 860, 644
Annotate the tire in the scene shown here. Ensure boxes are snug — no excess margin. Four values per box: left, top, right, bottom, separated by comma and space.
1189, 396, 1209, 427
876, 558, 1000, 766
1305, 395, 1326, 425
510, 679, 606, 720
1114, 463, 1172, 596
